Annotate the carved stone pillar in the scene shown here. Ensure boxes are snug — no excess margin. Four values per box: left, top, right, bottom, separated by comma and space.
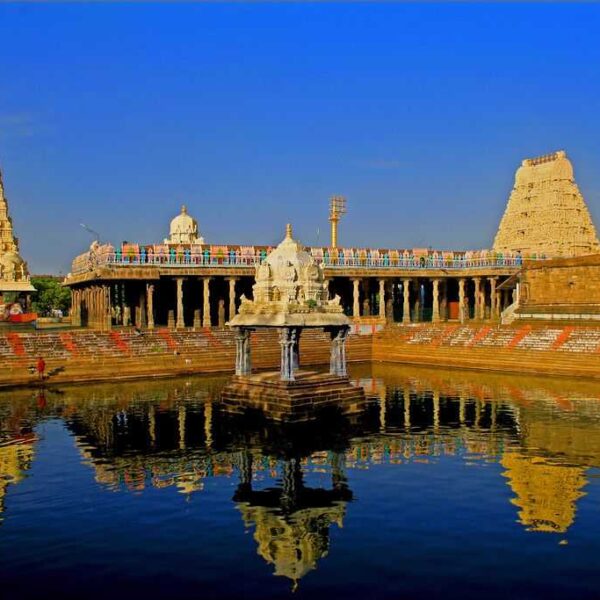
218, 299, 226, 328
362, 279, 370, 316
227, 277, 237, 321
146, 284, 155, 330
193, 309, 201, 329
137, 290, 146, 328
402, 279, 411, 324
175, 277, 185, 329
479, 278, 487, 320
352, 279, 360, 318
203, 277, 212, 327
279, 327, 296, 382
489, 277, 498, 320
432, 279, 440, 323
440, 280, 448, 321
378, 279, 386, 319
102, 285, 111, 331
329, 326, 349, 377
385, 282, 394, 323
323, 279, 330, 302
473, 277, 481, 320
458, 278, 466, 324
235, 328, 252, 376
413, 280, 421, 322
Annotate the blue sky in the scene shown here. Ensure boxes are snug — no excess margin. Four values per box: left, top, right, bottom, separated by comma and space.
1, 3, 599, 274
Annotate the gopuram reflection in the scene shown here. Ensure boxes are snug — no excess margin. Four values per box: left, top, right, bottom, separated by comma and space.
0, 367, 599, 583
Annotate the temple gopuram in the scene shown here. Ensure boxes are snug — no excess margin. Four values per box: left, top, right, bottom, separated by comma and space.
0, 168, 35, 320
63, 151, 600, 331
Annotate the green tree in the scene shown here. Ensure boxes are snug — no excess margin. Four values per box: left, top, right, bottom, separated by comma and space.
31, 277, 71, 316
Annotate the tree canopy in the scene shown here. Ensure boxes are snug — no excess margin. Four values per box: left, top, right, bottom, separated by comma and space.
31, 277, 71, 316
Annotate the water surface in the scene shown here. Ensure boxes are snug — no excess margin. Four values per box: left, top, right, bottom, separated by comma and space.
1, 364, 599, 599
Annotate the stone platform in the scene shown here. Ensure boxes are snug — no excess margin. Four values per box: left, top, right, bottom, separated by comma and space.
220, 370, 367, 422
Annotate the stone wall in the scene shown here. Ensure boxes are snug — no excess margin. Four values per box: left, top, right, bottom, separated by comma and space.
517, 254, 600, 319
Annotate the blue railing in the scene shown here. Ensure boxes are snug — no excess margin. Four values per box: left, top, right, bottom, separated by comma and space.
75, 251, 524, 274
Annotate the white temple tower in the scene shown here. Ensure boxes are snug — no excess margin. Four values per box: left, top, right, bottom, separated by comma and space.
493, 151, 600, 257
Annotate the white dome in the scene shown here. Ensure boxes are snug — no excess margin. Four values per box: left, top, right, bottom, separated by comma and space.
165, 205, 204, 245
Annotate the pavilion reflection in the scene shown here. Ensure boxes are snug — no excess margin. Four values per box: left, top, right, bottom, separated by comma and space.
234, 452, 351, 588
0, 367, 599, 574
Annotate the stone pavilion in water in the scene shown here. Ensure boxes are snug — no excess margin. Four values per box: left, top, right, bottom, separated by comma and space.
223, 224, 366, 421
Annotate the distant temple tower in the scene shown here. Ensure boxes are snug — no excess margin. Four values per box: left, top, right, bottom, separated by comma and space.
0, 167, 35, 295
493, 151, 600, 257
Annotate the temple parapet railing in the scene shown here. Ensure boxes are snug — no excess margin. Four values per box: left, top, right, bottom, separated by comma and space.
69, 243, 536, 276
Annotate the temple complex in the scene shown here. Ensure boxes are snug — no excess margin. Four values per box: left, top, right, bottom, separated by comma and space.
494, 151, 600, 257
0, 168, 35, 311
61, 150, 600, 333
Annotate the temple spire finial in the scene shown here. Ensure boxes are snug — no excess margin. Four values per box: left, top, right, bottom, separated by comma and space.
286, 223, 293, 239
181, 204, 187, 215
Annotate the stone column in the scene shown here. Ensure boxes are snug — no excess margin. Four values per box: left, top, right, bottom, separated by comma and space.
202, 277, 212, 327
385, 283, 394, 323
71, 289, 81, 327
479, 279, 486, 320
473, 277, 481, 320
137, 290, 146, 328
489, 277, 498, 320
458, 278, 466, 324
279, 328, 296, 382
440, 280, 448, 321
104, 285, 112, 331
176, 277, 185, 329
352, 279, 360, 318
330, 327, 349, 377
402, 279, 411, 324
146, 284, 155, 330
218, 299, 226, 328
413, 280, 421, 322
362, 279, 370, 316
235, 328, 252, 376
378, 279, 386, 320
227, 277, 237, 321
323, 279, 330, 302
432, 279, 440, 323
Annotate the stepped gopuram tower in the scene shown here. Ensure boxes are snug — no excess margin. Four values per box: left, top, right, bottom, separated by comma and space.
494, 151, 600, 257
0, 168, 35, 297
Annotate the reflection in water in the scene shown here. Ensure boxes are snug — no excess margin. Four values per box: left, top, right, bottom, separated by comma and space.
235, 453, 351, 589
0, 365, 599, 589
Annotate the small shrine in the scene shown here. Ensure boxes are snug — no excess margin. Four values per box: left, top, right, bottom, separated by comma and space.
223, 224, 365, 421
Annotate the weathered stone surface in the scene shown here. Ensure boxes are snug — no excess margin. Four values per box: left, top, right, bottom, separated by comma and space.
517, 254, 600, 318
221, 370, 367, 422
494, 151, 600, 257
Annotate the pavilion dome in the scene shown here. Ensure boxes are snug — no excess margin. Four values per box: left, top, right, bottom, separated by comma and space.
165, 205, 205, 245
228, 224, 349, 328
264, 224, 314, 274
